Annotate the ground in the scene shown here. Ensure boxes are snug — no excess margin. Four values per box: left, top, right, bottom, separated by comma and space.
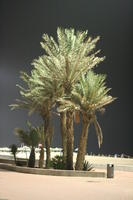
0, 169, 133, 200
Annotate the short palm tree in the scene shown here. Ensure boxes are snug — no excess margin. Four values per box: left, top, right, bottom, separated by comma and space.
15, 121, 42, 168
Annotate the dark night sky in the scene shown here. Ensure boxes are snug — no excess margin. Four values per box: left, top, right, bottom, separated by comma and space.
0, 0, 133, 155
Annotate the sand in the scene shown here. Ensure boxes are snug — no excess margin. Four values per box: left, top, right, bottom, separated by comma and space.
0, 168, 133, 200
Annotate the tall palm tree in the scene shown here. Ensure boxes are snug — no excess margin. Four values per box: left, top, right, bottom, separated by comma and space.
39, 27, 105, 169
29, 64, 62, 168
11, 27, 106, 170
10, 68, 61, 168
70, 71, 116, 170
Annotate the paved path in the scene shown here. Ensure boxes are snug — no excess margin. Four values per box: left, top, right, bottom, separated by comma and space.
0, 169, 133, 200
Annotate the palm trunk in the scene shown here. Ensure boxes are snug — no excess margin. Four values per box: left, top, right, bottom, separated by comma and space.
43, 109, 53, 168
60, 112, 67, 166
75, 115, 90, 170
14, 154, 17, 165
66, 110, 74, 170
39, 126, 45, 168
44, 111, 51, 168
45, 139, 50, 168
39, 146, 44, 168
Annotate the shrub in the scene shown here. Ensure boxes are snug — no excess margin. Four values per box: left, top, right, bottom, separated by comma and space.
82, 160, 94, 171
51, 155, 65, 170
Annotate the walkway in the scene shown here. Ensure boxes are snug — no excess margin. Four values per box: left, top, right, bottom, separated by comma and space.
0, 169, 133, 200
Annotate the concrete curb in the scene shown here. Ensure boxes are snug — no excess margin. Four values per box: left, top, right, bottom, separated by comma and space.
0, 163, 106, 178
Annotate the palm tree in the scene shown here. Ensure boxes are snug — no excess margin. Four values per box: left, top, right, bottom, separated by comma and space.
10, 69, 61, 168
25, 68, 61, 168
70, 71, 115, 170
15, 121, 42, 168
39, 27, 105, 169
10, 27, 106, 170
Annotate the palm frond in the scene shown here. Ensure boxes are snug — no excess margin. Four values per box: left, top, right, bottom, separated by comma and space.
92, 117, 103, 148
14, 128, 31, 146
15, 122, 43, 147
71, 70, 115, 113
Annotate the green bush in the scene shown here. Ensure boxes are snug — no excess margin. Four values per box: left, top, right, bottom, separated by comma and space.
82, 160, 93, 171
16, 159, 27, 166
51, 155, 65, 170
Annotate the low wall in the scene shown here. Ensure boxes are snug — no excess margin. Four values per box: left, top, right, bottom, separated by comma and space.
0, 163, 106, 178
0, 158, 15, 164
